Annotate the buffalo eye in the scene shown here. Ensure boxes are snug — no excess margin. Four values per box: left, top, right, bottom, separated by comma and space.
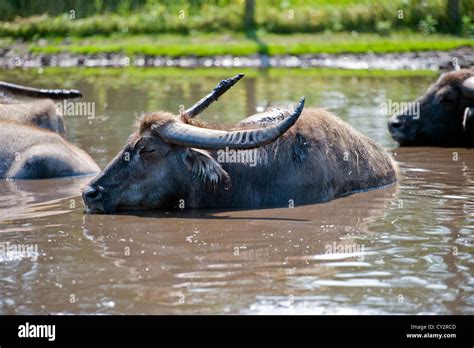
138, 145, 156, 159
134, 136, 157, 157
439, 91, 456, 104
139, 148, 155, 155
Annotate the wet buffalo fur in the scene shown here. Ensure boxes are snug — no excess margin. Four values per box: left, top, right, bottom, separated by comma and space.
0, 122, 99, 179
88, 107, 397, 211
0, 98, 67, 138
185, 108, 397, 208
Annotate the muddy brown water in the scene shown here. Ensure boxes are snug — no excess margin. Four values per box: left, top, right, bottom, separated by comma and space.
0, 69, 472, 314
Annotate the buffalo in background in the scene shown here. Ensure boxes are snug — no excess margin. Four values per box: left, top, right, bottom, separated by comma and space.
0, 81, 99, 179
388, 69, 474, 147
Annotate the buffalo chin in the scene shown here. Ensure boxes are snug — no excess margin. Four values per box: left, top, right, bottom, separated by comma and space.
389, 132, 412, 146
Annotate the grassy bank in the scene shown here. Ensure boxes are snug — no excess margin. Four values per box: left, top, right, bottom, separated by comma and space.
2, 1, 472, 60
36, 66, 439, 79
1, 0, 473, 39
22, 32, 473, 57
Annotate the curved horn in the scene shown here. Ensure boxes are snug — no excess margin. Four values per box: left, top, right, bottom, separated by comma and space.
461, 76, 474, 99
238, 108, 290, 127
0, 81, 82, 99
181, 74, 244, 120
156, 97, 305, 150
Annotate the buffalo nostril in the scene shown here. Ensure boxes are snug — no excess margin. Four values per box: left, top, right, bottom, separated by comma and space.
390, 120, 403, 129
83, 185, 101, 201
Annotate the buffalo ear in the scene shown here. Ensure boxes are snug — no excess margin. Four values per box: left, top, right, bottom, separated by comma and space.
182, 148, 230, 186
461, 76, 474, 99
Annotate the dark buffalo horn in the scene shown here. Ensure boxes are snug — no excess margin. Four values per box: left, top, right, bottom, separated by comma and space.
463, 107, 474, 132
461, 76, 474, 99
0, 81, 82, 99
238, 108, 290, 127
181, 74, 244, 120
157, 97, 305, 150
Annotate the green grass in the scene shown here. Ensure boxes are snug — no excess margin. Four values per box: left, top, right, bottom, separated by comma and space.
3, 1, 472, 59
27, 32, 473, 57
32, 67, 438, 80
1, 0, 473, 38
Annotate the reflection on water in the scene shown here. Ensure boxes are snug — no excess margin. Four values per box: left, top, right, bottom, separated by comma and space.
0, 177, 92, 222
0, 69, 472, 314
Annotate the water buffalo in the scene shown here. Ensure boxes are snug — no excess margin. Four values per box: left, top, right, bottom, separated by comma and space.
0, 81, 82, 137
388, 69, 474, 146
0, 82, 99, 179
0, 122, 99, 179
83, 74, 397, 213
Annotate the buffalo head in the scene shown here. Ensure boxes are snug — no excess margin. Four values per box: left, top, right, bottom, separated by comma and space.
388, 69, 474, 146
82, 75, 305, 213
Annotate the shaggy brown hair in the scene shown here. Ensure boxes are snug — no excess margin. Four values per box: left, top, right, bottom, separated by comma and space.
136, 111, 176, 134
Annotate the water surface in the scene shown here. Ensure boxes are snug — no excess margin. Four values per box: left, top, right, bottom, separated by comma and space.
0, 69, 472, 314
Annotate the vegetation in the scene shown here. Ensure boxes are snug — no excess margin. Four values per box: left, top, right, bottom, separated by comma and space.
0, 0, 472, 39
12, 66, 439, 81
26, 32, 474, 57
0, 1, 472, 58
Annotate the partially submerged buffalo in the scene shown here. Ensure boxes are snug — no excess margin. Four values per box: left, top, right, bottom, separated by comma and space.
83, 74, 397, 213
0, 81, 99, 179
0, 123, 99, 179
388, 69, 474, 146
0, 81, 82, 137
